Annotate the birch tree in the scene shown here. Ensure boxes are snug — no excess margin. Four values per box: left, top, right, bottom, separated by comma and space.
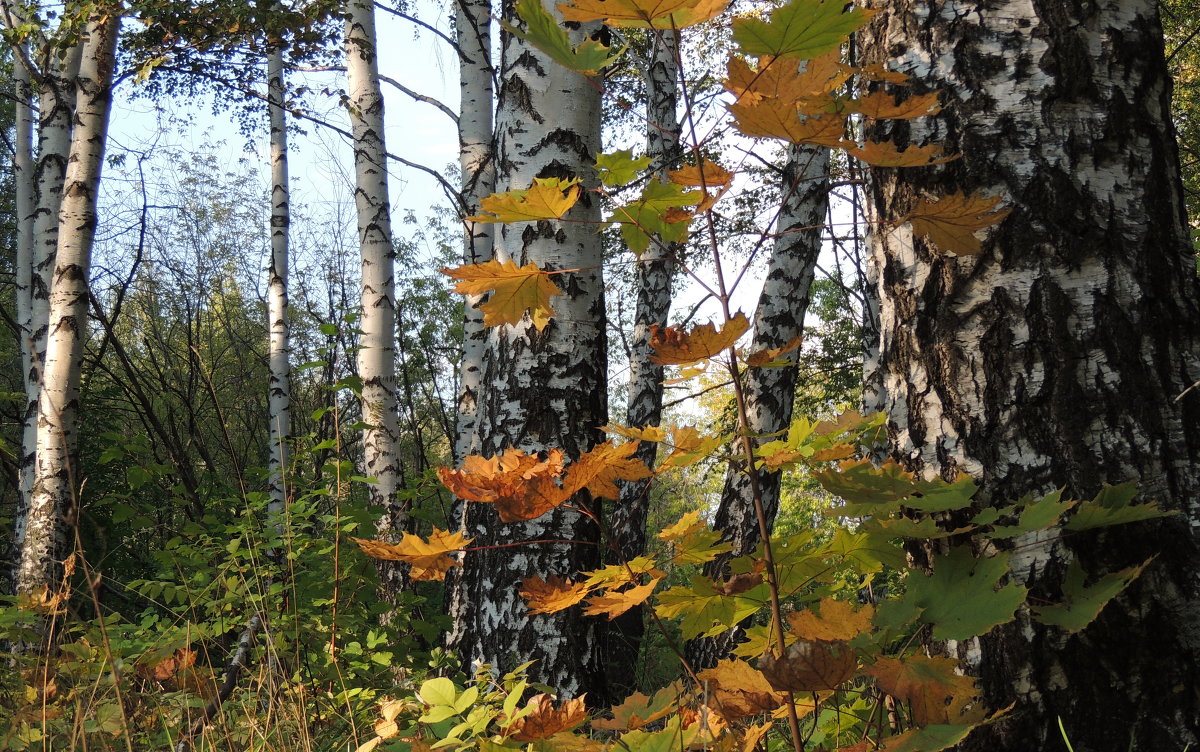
860, 1, 1200, 747
266, 28, 291, 531
16, 5, 119, 601
449, 0, 608, 700
344, 0, 405, 596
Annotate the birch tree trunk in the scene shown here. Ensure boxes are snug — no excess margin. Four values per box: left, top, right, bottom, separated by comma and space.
266, 39, 291, 529
605, 28, 681, 696
688, 144, 831, 669
860, 2, 1200, 747
344, 0, 405, 596
453, 0, 495, 465
449, 0, 607, 700
16, 8, 119, 601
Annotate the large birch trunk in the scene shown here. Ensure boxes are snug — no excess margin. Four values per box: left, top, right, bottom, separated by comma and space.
266, 41, 292, 529
344, 0, 405, 596
453, 0, 495, 465
860, 1, 1200, 747
16, 9, 118, 601
449, 0, 607, 700
605, 28, 681, 697
688, 144, 831, 669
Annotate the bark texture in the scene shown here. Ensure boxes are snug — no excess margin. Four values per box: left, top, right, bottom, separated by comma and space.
605, 28, 681, 697
449, 0, 607, 700
266, 40, 292, 525
860, 1, 1200, 748
688, 144, 831, 669
345, 0, 405, 595
17, 10, 118, 600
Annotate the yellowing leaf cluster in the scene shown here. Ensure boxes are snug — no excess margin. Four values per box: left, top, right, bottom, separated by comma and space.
443, 258, 563, 331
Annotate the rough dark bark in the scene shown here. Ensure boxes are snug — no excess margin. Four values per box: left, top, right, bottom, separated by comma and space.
859, 1, 1200, 748
448, 0, 607, 700
687, 144, 831, 670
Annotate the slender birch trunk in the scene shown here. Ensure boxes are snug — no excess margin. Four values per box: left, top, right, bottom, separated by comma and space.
266, 39, 291, 529
16, 8, 119, 601
449, 0, 607, 700
344, 0, 405, 596
453, 0, 494, 465
861, 1, 1200, 747
687, 144, 831, 669
605, 28, 681, 697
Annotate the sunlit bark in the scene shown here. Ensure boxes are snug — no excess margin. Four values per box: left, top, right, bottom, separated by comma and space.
266, 36, 292, 528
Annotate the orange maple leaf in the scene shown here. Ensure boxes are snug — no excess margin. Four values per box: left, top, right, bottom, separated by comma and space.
841, 140, 957, 167
583, 577, 661, 619
725, 52, 848, 105
563, 440, 653, 499
865, 655, 984, 725
846, 90, 941, 120
602, 423, 669, 443
442, 259, 563, 331
854, 63, 910, 84
650, 312, 751, 365
437, 449, 571, 522
520, 575, 592, 615
557, 0, 728, 28
729, 99, 845, 146
696, 659, 787, 721
590, 682, 688, 731
668, 158, 735, 189
902, 191, 1012, 256
351, 528, 474, 581
467, 177, 581, 223
744, 336, 803, 367
506, 694, 588, 741
787, 598, 875, 642
759, 639, 858, 692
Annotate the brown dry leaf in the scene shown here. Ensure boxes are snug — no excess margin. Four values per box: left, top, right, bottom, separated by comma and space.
855, 63, 910, 84
650, 312, 750, 366
811, 443, 857, 462
787, 598, 875, 642
521, 575, 592, 615
681, 705, 729, 747
139, 648, 198, 681
903, 191, 1012, 256
729, 98, 845, 146
865, 655, 983, 725
18, 584, 68, 615
583, 578, 661, 619
443, 259, 563, 330
745, 336, 803, 367
669, 158, 735, 189
564, 440, 654, 499
740, 722, 773, 752
350, 528, 474, 581
716, 572, 764, 596
437, 449, 571, 523
842, 140, 956, 167
847, 90, 942, 119
697, 659, 787, 721
758, 640, 858, 692
558, 0, 729, 27
354, 739, 383, 752
507, 694, 588, 741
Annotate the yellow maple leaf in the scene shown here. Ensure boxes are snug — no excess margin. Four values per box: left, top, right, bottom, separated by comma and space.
583, 577, 661, 619
729, 98, 846, 146
505, 694, 588, 741
854, 63, 910, 84
650, 312, 751, 365
558, 0, 729, 28
563, 440, 654, 499
846, 90, 941, 119
350, 528, 474, 581
696, 659, 787, 721
841, 140, 957, 167
725, 52, 848, 105
902, 191, 1012, 256
443, 258, 563, 330
659, 510, 707, 541
659, 425, 724, 469
787, 598, 874, 642
591, 682, 688, 731
744, 336, 803, 367
437, 449, 571, 522
467, 177, 581, 223
520, 575, 593, 614
602, 423, 669, 443
668, 158, 735, 188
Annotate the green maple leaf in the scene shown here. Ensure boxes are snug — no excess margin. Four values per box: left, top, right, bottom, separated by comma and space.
1032, 557, 1153, 633
507, 0, 624, 75
732, 0, 875, 60
596, 149, 652, 187
612, 181, 701, 253
984, 490, 1077, 539
882, 724, 976, 752
1065, 482, 1174, 531
654, 575, 763, 639
618, 716, 684, 752
904, 547, 1026, 641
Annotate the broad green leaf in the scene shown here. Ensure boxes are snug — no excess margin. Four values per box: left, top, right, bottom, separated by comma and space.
732, 0, 875, 60
418, 677, 459, 707
1065, 483, 1174, 531
671, 526, 733, 565
507, 0, 624, 75
612, 181, 701, 253
655, 575, 764, 639
618, 716, 684, 752
595, 149, 652, 187
904, 547, 1026, 641
984, 490, 1076, 539
862, 516, 975, 540
1032, 557, 1153, 632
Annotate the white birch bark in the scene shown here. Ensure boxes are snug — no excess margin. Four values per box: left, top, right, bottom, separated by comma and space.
16, 9, 119, 599
266, 40, 291, 525
860, 0, 1200, 746
449, 0, 607, 699
454, 0, 495, 465
344, 0, 404, 594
